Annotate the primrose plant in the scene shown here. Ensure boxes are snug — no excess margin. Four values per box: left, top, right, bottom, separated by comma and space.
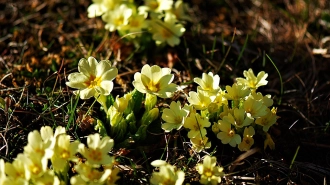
66, 56, 278, 152
63, 56, 279, 184
87, 0, 191, 47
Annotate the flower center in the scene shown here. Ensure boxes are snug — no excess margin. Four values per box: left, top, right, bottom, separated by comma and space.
148, 81, 160, 92
235, 118, 243, 126
35, 148, 45, 156
161, 28, 172, 39
130, 19, 140, 27
228, 130, 235, 137
30, 165, 41, 175
115, 16, 124, 26
204, 169, 213, 177
61, 150, 70, 159
86, 75, 101, 88
244, 137, 251, 144
259, 118, 267, 125
88, 149, 103, 162
174, 116, 182, 124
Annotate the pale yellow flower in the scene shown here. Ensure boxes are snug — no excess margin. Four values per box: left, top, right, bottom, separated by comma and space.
213, 90, 228, 107
19, 153, 48, 179
42, 126, 66, 149
224, 83, 250, 101
238, 126, 255, 151
243, 96, 268, 118
132, 64, 177, 98
150, 13, 185, 47
5, 155, 28, 180
51, 134, 80, 171
255, 107, 278, 132
190, 136, 211, 153
169, 0, 191, 22
66, 57, 117, 99
194, 72, 220, 96
236, 68, 268, 90
223, 108, 254, 128
23, 130, 53, 159
161, 101, 190, 132
184, 112, 211, 138
211, 123, 220, 134
78, 133, 114, 167
250, 92, 273, 107
87, 0, 120, 18
216, 120, 241, 147
123, 13, 149, 35
150, 160, 185, 185
144, 0, 173, 13
196, 156, 224, 185
102, 4, 133, 32
264, 133, 275, 150
187, 90, 215, 110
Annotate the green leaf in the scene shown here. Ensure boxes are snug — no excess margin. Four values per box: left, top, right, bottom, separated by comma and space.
131, 89, 144, 115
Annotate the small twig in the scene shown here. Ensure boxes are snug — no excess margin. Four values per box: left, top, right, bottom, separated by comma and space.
0, 133, 8, 156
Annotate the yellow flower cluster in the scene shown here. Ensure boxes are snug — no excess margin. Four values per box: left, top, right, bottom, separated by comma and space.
210, 69, 277, 151
0, 126, 120, 185
159, 68, 278, 152
87, 0, 191, 46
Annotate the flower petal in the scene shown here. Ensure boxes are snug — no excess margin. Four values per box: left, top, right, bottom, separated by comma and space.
141, 64, 152, 78
79, 88, 96, 99
101, 67, 118, 81
158, 74, 174, 89
150, 65, 163, 82
66, 73, 89, 89
96, 60, 112, 77
99, 81, 114, 95
78, 57, 97, 76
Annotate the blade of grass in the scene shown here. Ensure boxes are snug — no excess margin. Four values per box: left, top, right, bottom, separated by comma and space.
141, 150, 151, 174
262, 50, 266, 67
221, 32, 225, 54
216, 28, 236, 73
211, 36, 217, 60
235, 34, 248, 66
290, 145, 300, 169
66, 94, 80, 130
266, 54, 283, 105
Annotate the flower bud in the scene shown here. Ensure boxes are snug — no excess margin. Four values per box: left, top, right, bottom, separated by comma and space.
145, 94, 157, 111
141, 108, 159, 126
114, 95, 129, 113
